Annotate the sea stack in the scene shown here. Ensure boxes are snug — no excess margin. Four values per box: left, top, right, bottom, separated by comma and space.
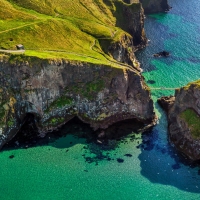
159, 80, 200, 161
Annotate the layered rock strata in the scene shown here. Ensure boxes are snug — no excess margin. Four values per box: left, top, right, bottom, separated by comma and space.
0, 55, 156, 149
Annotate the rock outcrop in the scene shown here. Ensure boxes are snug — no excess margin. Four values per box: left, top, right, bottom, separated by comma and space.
161, 81, 200, 161
139, 0, 170, 14
157, 95, 175, 113
153, 51, 170, 57
117, 1, 147, 47
0, 54, 156, 149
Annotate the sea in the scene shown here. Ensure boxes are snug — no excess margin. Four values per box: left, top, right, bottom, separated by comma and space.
1, 0, 200, 199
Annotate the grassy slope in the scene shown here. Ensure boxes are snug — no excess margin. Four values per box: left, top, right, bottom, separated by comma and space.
0, 0, 140, 66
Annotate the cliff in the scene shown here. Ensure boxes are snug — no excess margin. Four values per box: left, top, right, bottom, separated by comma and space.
0, 55, 155, 149
114, 1, 147, 48
0, 0, 157, 149
160, 81, 200, 161
139, 0, 170, 14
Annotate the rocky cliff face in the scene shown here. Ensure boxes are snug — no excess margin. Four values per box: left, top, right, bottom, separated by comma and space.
0, 54, 156, 149
139, 0, 170, 14
118, 1, 146, 47
163, 81, 200, 161
0, 0, 157, 149
157, 96, 175, 113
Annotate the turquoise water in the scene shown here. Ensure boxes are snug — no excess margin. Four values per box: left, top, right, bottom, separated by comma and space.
1, 0, 200, 199
137, 0, 200, 92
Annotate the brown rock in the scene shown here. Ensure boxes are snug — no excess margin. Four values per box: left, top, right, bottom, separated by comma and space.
157, 95, 175, 113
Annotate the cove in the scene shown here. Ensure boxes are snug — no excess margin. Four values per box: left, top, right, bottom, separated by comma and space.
1, 0, 200, 199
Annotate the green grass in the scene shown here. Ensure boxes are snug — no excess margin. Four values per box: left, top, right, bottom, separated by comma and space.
85, 80, 105, 92
65, 79, 106, 101
48, 117, 65, 126
0, 0, 140, 67
7, 119, 14, 127
84, 80, 105, 100
45, 96, 73, 113
43, 117, 65, 126
180, 109, 200, 139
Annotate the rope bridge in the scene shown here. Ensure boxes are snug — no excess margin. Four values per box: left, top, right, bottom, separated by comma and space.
150, 87, 179, 90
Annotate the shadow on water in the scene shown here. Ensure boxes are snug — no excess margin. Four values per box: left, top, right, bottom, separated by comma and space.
3, 115, 145, 165
78, 119, 145, 165
136, 0, 200, 193
135, 14, 188, 73
3, 116, 92, 151
135, 15, 174, 73
138, 104, 200, 193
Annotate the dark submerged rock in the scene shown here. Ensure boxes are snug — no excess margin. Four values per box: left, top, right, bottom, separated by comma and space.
147, 80, 156, 84
172, 163, 181, 170
124, 154, 132, 157
9, 155, 14, 159
153, 51, 170, 57
117, 158, 124, 163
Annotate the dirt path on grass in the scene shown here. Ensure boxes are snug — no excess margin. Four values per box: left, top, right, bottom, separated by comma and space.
0, 49, 25, 53
0, 20, 45, 35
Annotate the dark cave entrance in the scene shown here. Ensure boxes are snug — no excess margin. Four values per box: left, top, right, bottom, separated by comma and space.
3, 115, 146, 150
3, 116, 94, 150
102, 119, 145, 139
3, 113, 39, 150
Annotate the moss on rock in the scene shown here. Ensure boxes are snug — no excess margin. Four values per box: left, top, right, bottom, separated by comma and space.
180, 109, 200, 139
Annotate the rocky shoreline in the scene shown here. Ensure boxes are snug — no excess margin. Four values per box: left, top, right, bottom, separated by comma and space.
0, 0, 172, 149
0, 57, 158, 149
158, 82, 200, 161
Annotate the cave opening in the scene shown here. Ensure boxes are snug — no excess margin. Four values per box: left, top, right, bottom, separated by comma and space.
3, 116, 94, 150
101, 118, 145, 140
3, 114, 146, 151
3, 113, 39, 150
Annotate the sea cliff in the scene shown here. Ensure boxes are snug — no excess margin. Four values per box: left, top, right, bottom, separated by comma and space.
158, 81, 200, 161
0, 0, 157, 149
0, 55, 156, 149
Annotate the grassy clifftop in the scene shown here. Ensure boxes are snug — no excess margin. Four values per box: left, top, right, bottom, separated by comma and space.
0, 0, 141, 65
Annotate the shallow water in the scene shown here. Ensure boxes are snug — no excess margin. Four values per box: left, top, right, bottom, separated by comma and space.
1, 0, 200, 199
